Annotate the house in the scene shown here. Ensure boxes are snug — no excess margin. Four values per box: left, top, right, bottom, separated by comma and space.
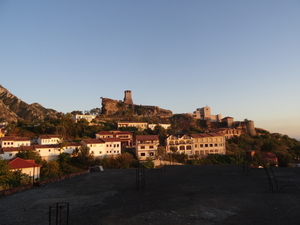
113, 131, 133, 147
72, 114, 97, 123
96, 131, 133, 147
81, 139, 106, 157
99, 138, 121, 156
0, 146, 35, 160
166, 133, 193, 156
148, 123, 171, 130
190, 133, 226, 156
9, 157, 42, 180
37, 135, 61, 145
0, 136, 31, 148
118, 121, 148, 130
135, 135, 159, 160
34, 144, 60, 161
63, 142, 81, 155
95, 131, 114, 139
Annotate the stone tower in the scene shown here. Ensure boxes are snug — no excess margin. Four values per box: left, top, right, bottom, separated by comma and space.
245, 119, 256, 136
123, 90, 133, 104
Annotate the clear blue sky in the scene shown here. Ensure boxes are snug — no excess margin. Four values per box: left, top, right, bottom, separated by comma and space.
0, 1, 299, 139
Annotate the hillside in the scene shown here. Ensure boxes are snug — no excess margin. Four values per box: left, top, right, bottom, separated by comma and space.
0, 85, 58, 122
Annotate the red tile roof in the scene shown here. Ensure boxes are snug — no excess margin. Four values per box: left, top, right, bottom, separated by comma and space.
2, 146, 35, 152
1, 136, 30, 141
9, 157, 41, 169
82, 139, 105, 144
136, 135, 158, 141
38, 134, 60, 139
99, 138, 121, 142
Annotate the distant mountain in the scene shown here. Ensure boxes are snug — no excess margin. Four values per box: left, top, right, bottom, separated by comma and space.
0, 85, 58, 122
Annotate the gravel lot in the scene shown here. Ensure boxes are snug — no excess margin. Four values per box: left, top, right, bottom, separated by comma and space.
1, 165, 300, 225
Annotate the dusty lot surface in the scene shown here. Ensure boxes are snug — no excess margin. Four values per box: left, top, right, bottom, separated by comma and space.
1, 165, 300, 225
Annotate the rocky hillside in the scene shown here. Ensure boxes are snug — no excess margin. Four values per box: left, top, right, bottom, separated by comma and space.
101, 97, 172, 118
0, 85, 58, 122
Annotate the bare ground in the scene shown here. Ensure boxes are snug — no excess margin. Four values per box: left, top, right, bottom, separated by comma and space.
1, 165, 300, 225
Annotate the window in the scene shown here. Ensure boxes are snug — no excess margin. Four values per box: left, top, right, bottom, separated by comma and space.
9, 153, 12, 156
141, 153, 145, 156
49, 149, 51, 152
214, 144, 218, 147
107, 151, 108, 153
91, 151, 94, 154
114, 144, 116, 147
149, 146, 154, 149
117, 144, 119, 147
210, 144, 213, 147
149, 152, 154, 156
141, 146, 145, 149
200, 144, 203, 147
205, 144, 208, 147
106, 144, 108, 147
214, 150, 218, 152
99, 151, 102, 154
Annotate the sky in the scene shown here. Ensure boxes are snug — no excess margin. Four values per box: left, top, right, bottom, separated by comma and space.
0, 1, 299, 139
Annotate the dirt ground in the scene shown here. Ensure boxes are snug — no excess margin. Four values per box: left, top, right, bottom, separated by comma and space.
1, 165, 300, 225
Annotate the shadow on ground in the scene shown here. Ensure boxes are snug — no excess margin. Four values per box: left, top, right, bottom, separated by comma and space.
1, 165, 300, 225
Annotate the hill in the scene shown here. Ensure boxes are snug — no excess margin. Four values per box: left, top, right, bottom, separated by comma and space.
0, 85, 58, 122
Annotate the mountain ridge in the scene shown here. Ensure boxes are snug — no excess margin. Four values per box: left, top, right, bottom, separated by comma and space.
0, 85, 58, 122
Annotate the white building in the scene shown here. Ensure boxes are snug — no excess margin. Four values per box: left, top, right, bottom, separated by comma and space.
148, 123, 171, 130
37, 135, 61, 145
166, 133, 193, 156
9, 157, 42, 180
0, 136, 31, 148
0, 146, 35, 160
135, 135, 159, 160
81, 139, 106, 157
72, 114, 96, 123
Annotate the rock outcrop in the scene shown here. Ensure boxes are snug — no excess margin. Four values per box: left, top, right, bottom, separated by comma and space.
0, 85, 58, 122
101, 97, 172, 118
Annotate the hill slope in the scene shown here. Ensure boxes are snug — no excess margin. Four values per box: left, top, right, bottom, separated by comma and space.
0, 85, 58, 122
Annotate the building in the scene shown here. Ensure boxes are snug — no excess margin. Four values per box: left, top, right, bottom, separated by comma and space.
0, 136, 31, 148
221, 117, 235, 128
118, 121, 148, 130
166, 133, 193, 156
81, 139, 106, 157
135, 135, 159, 160
192, 106, 222, 122
148, 123, 171, 130
9, 157, 42, 180
190, 133, 226, 156
81, 138, 121, 157
95, 131, 114, 139
72, 114, 97, 123
214, 128, 243, 139
37, 135, 61, 145
0, 146, 35, 160
96, 131, 133, 147
34, 144, 61, 161
99, 138, 121, 156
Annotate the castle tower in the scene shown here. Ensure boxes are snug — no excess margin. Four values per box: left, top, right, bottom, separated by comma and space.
245, 120, 256, 136
123, 90, 133, 104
